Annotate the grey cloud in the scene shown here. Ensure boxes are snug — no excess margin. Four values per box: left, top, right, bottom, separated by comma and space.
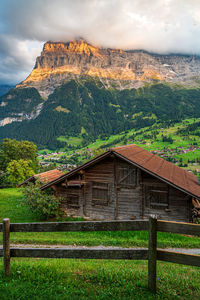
1, 0, 200, 84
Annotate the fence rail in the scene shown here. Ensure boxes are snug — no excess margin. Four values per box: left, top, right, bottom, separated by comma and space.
0, 220, 148, 233
0, 217, 199, 293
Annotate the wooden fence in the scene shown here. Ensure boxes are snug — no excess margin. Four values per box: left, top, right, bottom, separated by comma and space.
0, 217, 199, 293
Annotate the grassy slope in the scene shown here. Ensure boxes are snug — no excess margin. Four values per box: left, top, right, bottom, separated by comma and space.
0, 188, 39, 223
48, 118, 200, 171
0, 188, 199, 248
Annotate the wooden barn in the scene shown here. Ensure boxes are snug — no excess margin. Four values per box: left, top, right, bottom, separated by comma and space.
41, 145, 200, 222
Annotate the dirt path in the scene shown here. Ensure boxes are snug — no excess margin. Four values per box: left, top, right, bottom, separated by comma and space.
0, 244, 200, 255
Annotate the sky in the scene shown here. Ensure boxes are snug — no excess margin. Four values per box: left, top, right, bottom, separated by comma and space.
1, 0, 200, 85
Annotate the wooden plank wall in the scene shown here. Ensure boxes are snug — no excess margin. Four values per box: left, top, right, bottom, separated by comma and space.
116, 160, 142, 220
143, 175, 191, 222
52, 156, 192, 222
84, 157, 115, 220
54, 184, 84, 217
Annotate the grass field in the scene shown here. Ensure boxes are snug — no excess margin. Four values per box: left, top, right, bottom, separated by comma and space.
0, 188, 200, 299
0, 188, 200, 248
0, 258, 199, 299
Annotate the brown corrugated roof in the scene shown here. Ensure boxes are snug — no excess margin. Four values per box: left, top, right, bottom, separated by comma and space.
113, 144, 200, 198
35, 169, 64, 183
19, 169, 63, 186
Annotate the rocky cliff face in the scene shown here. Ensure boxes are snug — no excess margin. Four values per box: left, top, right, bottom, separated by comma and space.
17, 40, 200, 98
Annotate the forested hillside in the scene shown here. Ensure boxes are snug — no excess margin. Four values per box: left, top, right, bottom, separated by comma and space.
1, 79, 200, 149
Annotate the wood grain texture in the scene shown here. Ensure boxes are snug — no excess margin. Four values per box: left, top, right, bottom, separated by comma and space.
157, 250, 200, 267
10, 248, 148, 260
157, 220, 200, 236
3, 218, 10, 276
148, 216, 157, 293
9, 220, 148, 232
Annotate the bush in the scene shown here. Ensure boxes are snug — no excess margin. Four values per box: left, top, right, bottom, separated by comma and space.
6, 159, 35, 186
0, 171, 9, 188
22, 182, 63, 220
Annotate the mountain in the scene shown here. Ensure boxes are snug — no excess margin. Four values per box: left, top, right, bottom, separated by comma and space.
17, 40, 200, 98
1, 40, 200, 149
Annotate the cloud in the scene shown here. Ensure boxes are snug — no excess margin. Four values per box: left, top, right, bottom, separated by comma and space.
1, 0, 200, 84
0, 34, 43, 84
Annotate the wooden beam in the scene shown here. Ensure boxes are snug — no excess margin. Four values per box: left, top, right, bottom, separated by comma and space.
114, 158, 118, 220
141, 181, 145, 218
157, 250, 200, 267
9, 220, 148, 232
157, 220, 200, 236
3, 218, 10, 276
83, 173, 87, 216
10, 248, 148, 260
148, 216, 157, 293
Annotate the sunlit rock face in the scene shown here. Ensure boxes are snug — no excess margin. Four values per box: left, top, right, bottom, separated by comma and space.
17, 39, 200, 98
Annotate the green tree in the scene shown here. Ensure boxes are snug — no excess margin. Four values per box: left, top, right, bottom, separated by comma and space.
6, 159, 35, 186
0, 138, 39, 172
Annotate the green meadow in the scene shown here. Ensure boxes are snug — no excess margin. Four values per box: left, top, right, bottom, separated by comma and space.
0, 188, 199, 299
41, 118, 200, 171
0, 258, 199, 299
0, 188, 199, 248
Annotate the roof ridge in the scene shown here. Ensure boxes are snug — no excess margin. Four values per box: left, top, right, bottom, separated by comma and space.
113, 144, 137, 150
113, 147, 145, 158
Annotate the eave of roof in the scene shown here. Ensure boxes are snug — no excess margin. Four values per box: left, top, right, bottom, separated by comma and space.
18, 176, 35, 187
40, 150, 112, 190
19, 169, 63, 187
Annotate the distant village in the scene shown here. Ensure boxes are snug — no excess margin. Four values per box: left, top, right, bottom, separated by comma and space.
38, 143, 200, 177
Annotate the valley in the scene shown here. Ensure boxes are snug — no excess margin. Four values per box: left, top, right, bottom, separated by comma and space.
1, 40, 200, 179
39, 117, 200, 178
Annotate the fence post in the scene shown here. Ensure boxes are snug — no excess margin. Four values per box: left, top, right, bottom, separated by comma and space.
3, 218, 10, 276
148, 215, 157, 293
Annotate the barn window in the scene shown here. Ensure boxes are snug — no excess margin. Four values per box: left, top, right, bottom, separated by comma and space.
145, 186, 169, 209
92, 182, 109, 206
118, 166, 137, 187
66, 194, 79, 209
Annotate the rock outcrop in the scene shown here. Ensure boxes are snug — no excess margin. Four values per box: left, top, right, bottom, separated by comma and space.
17, 39, 200, 97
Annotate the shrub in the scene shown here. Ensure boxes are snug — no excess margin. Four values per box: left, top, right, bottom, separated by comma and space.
22, 182, 63, 220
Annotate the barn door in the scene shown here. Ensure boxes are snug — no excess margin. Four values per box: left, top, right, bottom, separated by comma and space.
117, 163, 140, 220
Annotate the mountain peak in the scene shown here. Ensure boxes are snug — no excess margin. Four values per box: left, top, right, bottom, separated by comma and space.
43, 39, 103, 58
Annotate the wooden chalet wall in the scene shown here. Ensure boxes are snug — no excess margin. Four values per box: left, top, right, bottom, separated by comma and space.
142, 172, 192, 222
53, 155, 192, 222
84, 157, 115, 219
52, 180, 84, 217
115, 159, 142, 220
